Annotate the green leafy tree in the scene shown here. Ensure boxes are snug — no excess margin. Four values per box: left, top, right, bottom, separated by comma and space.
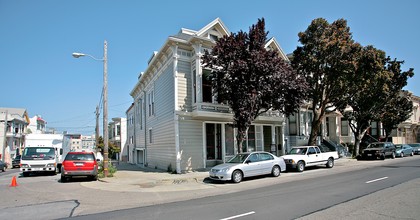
203, 18, 308, 153
342, 46, 414, 156
96, 136, 120, 159
381, 92, 413, 138
292, 18, 359, 146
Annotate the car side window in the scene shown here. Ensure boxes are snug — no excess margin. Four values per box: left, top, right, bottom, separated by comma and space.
248, 154, 259, 163
308, 147, 316, 155
260, 153, 274, 161
315, 147, 321, 154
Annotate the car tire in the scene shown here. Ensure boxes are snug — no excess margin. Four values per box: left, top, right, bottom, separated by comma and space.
1, 167, 4, 172
411, 152, 414, 156
271, 165, 281, 177
23, 172, 29, 177
296, 161, 305, 172
326, 158, 334, 168
381, 154, 386, 160
61, 175, 66, 183
401, 152, 404, 158
232, 170, 243, 183
91, 175, 98, 181
391, 152, 396, 159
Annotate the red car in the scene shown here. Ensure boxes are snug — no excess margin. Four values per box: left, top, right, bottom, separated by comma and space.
61, 151, 99, 182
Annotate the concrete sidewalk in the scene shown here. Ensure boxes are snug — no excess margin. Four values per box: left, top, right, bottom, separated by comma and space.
81, 162, 212, 192
81, 157, 358, 193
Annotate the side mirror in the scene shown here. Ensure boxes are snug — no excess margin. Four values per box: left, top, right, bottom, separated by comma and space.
245, 160, 251, 164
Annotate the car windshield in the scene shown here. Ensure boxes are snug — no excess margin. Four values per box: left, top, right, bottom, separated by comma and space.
288, 148, 307, 155
367, 143, 384, 149
65, 153, 95, 161
227, 153, 250, 163
395, 145, 402, 150
22, 147, 55, 160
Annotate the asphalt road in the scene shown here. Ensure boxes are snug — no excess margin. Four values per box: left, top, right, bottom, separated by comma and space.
66, 158, 420, 220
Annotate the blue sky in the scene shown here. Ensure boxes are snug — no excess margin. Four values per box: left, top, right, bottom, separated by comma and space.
1, 0, 419, 135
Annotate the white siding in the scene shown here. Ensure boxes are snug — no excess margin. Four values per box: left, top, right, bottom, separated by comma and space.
146, 63, 176, 170
177, 60, 192, 112
178, 119, 204, 171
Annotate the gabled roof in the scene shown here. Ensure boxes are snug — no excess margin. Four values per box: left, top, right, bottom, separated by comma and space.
195, 17, 230, 37
265, 37, 289, 61
0, 107, 30, 123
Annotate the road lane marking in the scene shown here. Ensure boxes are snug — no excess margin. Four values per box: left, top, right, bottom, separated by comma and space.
366, 176, 388, 184
220, 211, 256, 220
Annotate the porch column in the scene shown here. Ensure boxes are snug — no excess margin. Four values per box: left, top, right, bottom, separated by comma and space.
192, 44, 203, 103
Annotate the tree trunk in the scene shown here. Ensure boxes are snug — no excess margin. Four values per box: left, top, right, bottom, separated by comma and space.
353, 131, 362, 157
236, 129, 246, 154
308, 110, 322, 146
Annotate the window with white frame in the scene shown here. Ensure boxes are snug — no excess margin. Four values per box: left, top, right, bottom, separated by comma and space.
289, 114, 297, 135
149, 128, 153, 143
148, 90, 154, 116
341, 119, 349, 136
202, 69, 213, 103
370, 121, 378, 136
138, 98, 143, 129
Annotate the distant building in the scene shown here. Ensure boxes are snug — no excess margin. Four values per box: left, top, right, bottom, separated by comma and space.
63, 134, 82, 151
126, 103, 135, 164
27, 115, 47, 134
0, 108, 30, 164
391, 92, 420, 144
109, 117, 127, 161
81, 134, 96, 151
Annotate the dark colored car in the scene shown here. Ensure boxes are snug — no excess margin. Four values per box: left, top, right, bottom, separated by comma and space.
61, 151, 99, 182
407, 143, 420, 155
12, 155, 21, 168
0, 160, 7, 172
361, 142, 396, 160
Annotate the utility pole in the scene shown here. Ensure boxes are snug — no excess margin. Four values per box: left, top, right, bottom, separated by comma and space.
72, 40, 109, 177
103, 40, 109, 177
95, 105, 99, 152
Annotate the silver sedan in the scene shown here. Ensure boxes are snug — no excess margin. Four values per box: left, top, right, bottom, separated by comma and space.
209, 151, 286, 183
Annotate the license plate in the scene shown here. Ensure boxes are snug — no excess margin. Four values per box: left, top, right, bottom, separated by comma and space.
367, 154, 372, 156
75, 163, 84, 166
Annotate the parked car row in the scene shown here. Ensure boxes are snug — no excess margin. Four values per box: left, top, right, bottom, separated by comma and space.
209, 145, 340, 183
209, 142, 420, 183
359, 142, 420, 160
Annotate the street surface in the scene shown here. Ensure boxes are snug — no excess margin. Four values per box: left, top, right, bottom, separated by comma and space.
0, 157, 419, 220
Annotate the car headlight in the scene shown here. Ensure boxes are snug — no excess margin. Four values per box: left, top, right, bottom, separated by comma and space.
222, 168, 231, 172
46, 163, 56, 167
21, 164, 29, 168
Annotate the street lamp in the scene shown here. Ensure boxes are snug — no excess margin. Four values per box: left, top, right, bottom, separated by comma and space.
72, 40, 109, 177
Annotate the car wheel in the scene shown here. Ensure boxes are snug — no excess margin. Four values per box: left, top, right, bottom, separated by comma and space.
61, 175, 66, 183
296, 161, 305, 172
401, 152, 404, 158
1, 167, 4, 172
91, 175, 98, 181
411, 152, 414, 156
231, 170, 243, 183
326, 158, 334, 168
391, 152, 396, 159
381, 154, 386, 160
271, 165, 281, 177
23, 172, 29, 177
